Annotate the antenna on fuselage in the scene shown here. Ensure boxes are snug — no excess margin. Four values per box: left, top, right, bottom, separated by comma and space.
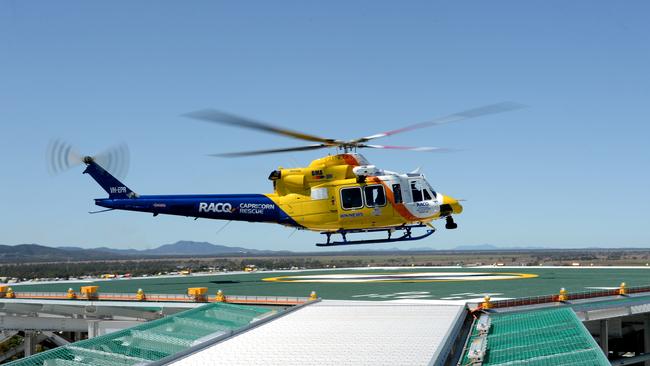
215, 220, 232, 235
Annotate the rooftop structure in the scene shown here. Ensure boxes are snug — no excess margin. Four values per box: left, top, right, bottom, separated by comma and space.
168, 301, 464, 366
4, 302, 277, 366
6, 268, 650, 365
461, 307, 609, 366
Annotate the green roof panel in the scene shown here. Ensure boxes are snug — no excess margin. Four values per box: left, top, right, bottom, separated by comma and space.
462, 307, 609, 366
6, 302, 274, 366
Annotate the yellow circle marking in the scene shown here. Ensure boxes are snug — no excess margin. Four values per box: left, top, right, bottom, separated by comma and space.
262, 272, 538, 283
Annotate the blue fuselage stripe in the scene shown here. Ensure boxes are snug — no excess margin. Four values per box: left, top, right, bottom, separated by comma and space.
95, 194, 300, 227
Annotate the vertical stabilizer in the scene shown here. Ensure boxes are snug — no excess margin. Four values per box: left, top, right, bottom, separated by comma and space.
82, 157, 137, 199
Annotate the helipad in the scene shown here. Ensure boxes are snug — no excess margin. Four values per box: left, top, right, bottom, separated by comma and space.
12, 266, 650, 302
7, 267, 650, 365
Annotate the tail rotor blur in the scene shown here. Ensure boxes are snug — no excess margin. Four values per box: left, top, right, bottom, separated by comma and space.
93, 143, 130, 180
47, 139, 130, 179
47, 139, 83, 175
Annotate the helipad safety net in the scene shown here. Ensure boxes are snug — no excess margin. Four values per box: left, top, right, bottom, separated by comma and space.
461, 307, 609, 366
6, 302, 273, 366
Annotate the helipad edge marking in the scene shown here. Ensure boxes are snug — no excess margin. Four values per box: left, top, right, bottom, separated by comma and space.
262, 272, 538, 283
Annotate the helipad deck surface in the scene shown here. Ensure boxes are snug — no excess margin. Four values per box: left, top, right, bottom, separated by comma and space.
12, 267, 650, 302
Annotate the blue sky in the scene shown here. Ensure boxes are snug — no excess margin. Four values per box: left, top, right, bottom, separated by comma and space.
1, 1, 649, 250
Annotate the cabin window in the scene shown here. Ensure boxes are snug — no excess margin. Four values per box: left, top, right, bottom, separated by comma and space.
311, 187, 328, 200
392, 184, 402, 204
340, 187, 363, 210
364, 185, 386, 207
423, 189, 432, 200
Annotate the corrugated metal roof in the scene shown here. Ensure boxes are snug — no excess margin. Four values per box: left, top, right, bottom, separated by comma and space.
169, 300, 464, 366
461, 307, 609, 366
6, 302, 273, 366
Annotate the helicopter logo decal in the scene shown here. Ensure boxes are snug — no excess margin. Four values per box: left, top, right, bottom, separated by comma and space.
197, 202, 276, 214
198, 202, 233, 213
239, 203, 275, 215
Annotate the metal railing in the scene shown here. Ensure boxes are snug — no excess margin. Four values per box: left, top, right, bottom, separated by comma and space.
1, 291, 310, 305
489, 294, 556, 309
221, 295, 310, 305
488, 284, 650, 309
12, 291, 69, 299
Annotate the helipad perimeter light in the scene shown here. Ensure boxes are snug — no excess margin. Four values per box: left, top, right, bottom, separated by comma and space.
476, 314, 491, 335
468, 336, 487, 362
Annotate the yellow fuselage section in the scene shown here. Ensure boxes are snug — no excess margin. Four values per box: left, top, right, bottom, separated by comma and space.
264, 154, 462, 232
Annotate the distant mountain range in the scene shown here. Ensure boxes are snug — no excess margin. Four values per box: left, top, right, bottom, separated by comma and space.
0, 241, 634, 263
451, 244, 549, 251
0, 244, 125, 262
345, 244, 550, 252
0, 241, 291, 263
61, 241, 292, 256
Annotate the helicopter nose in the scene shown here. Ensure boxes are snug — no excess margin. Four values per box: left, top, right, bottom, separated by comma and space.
442, 195, 463, 214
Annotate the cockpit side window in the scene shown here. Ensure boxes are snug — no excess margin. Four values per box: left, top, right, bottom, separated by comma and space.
410, 180, 424, 202
410, 179, 435, 202
424, 181, 438, 199
392, 184, 403, 204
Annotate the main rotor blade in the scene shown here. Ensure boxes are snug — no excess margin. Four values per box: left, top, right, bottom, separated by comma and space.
352, 101, 526, 143
360, 144, 456, 152
185, 109, 338, 145
209, 144, 329, 157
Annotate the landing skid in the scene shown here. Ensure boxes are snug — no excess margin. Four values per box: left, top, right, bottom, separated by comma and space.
316, 224, 435, 247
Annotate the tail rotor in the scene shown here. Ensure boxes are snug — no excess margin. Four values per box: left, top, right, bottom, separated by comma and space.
47, 139, 130, 179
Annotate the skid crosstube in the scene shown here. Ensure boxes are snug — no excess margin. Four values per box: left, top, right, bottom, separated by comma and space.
316, 224, 435, 247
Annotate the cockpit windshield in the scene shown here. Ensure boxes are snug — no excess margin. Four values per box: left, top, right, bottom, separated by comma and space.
424, 179, 437, 199
409, 178, 437, 202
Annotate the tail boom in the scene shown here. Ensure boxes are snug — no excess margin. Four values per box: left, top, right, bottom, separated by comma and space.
94, 194, 299, 227
84, 158, 299, 227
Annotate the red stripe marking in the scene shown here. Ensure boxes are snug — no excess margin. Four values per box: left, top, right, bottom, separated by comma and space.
341, 154, 360, 166
368, 177, 418, 222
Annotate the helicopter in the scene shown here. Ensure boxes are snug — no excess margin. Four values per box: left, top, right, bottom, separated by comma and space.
49, 102, 522, 246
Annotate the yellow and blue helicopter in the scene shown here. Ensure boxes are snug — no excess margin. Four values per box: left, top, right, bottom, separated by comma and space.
50, 102, 522, 246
